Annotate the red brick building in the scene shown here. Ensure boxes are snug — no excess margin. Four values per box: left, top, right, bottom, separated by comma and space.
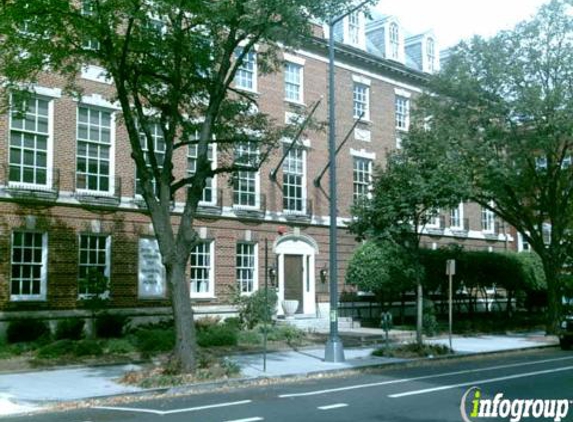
0, 12, 513, 328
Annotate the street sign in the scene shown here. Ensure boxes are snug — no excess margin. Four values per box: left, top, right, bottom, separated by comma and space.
446, 259, 456, 276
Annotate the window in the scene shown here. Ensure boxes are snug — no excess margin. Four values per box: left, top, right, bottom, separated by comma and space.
283, 145, 305, 213
450, 203, 464, 229
236, 243, 257, 294
10, 231, 47, 300
136, 122, 165, 197
234, 48, 256, 91
426, 37, 436, 73
389, 22, 400, 60
284, 62, 303, 103
81, 0, 100, 51
535, 156, 548, 170
353, 157, 372, 202
481, 207, 495, 233
187, 143, 216, 204
9, 95, 50, 186
518, 232, 531, 252
78, 234, 110, 297
348, 12, 361, 45
233, 142, 260, 208
395, 96, 409, 130
425, 209, 442, 228
190, 241, 214, 297
353, 83, 369, 120
76, 106, 113, 193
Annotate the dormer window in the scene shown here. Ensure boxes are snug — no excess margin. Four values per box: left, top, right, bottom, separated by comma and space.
344, 12, 365, 49
349, 12, 360, 45
426, 37, 436, 73
389, 22, 400, 60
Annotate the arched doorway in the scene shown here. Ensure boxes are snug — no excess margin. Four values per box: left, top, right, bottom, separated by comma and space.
273, 234, 319, 316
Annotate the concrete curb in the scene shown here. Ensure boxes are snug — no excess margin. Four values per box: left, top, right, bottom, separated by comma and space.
21, 342, 558, 410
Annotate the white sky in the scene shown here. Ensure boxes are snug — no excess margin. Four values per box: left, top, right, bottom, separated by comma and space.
375, 0, 549, 49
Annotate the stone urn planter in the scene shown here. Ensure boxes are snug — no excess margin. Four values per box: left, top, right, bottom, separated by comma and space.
281, 300, 299, 319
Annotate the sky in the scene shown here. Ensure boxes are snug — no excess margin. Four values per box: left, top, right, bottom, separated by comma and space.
375, 0, 550, 49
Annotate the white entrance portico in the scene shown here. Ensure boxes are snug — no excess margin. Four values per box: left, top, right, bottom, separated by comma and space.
273, 234, 319, 316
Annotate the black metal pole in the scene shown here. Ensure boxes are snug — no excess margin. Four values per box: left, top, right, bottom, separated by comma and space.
263, 238, 268, 371
324, 17, 344, 363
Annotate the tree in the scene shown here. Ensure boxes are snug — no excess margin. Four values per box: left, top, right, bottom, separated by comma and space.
406, 0, 573, 332
345, 240, 412, 302
0, 0, 363, 372
349, 148, 467, 344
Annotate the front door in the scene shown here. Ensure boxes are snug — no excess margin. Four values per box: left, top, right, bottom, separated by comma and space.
284, 254, 304, 314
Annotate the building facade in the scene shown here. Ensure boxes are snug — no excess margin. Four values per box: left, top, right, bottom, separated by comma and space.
0, 11, 513, 327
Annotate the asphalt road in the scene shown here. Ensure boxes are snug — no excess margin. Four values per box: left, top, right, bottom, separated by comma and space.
5, 348, 573, 422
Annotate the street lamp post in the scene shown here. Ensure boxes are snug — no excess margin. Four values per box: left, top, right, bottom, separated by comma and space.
324, 0, 371, 363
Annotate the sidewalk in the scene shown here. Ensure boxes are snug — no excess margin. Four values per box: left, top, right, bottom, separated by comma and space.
0, 331, 558, 416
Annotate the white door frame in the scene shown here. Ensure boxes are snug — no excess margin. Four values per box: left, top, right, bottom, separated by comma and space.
274, 235, 318, 316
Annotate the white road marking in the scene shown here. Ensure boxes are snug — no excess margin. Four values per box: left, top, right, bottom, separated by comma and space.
94, 399, 252, 415
278, 355, 573, 398
223, 418, 264, 422
318, 403, 349, 410
389, 365, 573, 398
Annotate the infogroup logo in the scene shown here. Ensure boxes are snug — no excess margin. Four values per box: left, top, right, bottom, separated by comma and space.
460, 387, 571, 422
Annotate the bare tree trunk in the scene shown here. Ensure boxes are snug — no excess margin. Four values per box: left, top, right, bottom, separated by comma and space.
416, 282, 423, 346
167, 258, 196, 372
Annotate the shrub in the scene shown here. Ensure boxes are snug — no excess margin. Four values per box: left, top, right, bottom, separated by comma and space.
105, 338, 137, 355
422, 299, 439, 337
230, 286, 278, 329
135, 328, 175, 355
36, 339, 75, 359
55, 318, 85, 341
373, 342, 452, 358
195, 316, 221, 332
222, 317, 242, 330
6, 319, 50, 344
95, 313, 130, 338
197, 324, 238, 347
73, 339, 103, 357
238, 330, 262, 345
264, 325, 304, 346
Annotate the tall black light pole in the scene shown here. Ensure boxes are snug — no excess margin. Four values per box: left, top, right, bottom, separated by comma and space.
324, 0, 371, 363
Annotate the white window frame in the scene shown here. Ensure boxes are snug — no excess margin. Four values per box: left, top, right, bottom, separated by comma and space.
481, 206, 496, 233
76, 105, 116, 195
10, 231, 48, 301
283, 144, 307, 214
348, 12, 361, 46
187, 141, 218, 206
8, 94, 54, 190
426, 37, 436, 73
190, 240, 215, 298
236, 242, 258, 295
234, 47, 257, 93
284, 62, 304, 104
77, 233, 111, 299
353, 83, 370, 121
450, 203, 464, 229
135, 121, 166, 198
352, 156, 372, 203
233, 142, 260, 210
389, 22, 400, 60
517, 232, 531, 253
425, 209, 442, 229
395, 95, 410, 131
80, 0, 101, 51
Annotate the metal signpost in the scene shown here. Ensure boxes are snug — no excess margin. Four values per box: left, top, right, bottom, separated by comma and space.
446, 259, 455, 351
